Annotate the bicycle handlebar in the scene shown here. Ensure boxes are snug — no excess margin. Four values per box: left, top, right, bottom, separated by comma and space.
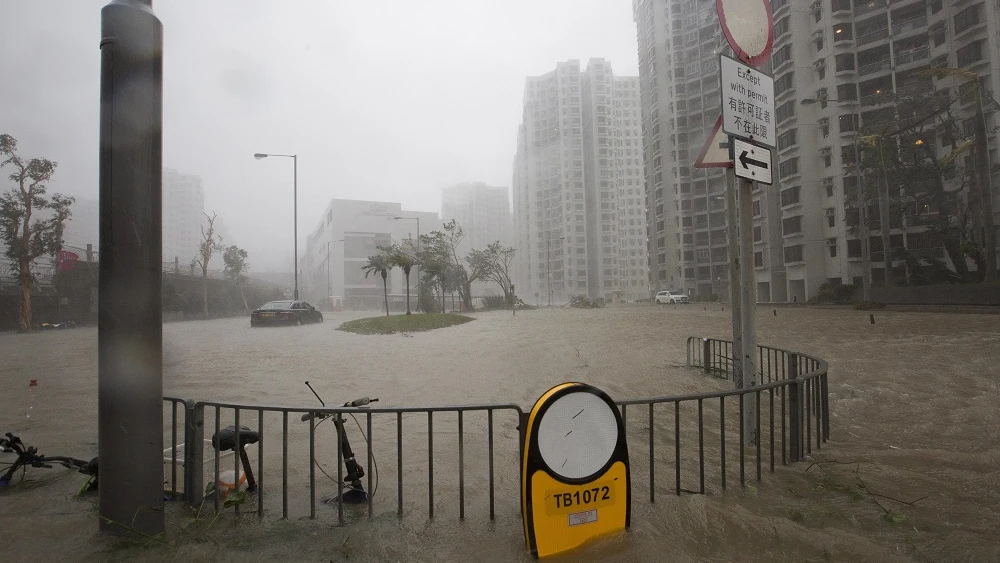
300, 397, 379, 421
1, 433, 98, 489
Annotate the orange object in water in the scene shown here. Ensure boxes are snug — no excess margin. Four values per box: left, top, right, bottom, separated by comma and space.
216, 469, 247, 498
29, 380, 38, 387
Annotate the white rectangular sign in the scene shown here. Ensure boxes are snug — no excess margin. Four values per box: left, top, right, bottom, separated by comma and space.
720, 55, 775, 148
733, 138, 772, 185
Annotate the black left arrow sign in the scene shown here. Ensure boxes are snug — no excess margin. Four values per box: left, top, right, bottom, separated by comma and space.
739, 150, 768, 170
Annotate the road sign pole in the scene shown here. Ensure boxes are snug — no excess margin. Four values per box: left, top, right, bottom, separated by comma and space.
725, 167, 743, 386
738, 177, 759, 445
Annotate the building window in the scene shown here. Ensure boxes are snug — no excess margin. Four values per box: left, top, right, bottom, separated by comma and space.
773, 45, 792, 67
839, 114, 858, 133
778, 129, 797, 150
752, 199, 761, 217
828, 242, 838, 258
847, 239, 862, 258
780, 186, 801, 206
831, 0, 851, 12
784, 244, 804, 263
957, 41, 984, 67
826, 209, 836, 227
931, 24, 946, 47
826, 184, 834, 198
842, 144, 857, 165
776, 100, 796, 123
774, 16, 790, 39
954, 5, 983, 35
774, 72, 794, 96
836, 84, 857, 101
782, 215, 803, 235
753, 225, 763, 242
778, 158, 799, 179
832, 23, 853, 41
754, 251, 764, 268
835, 53, 855, 72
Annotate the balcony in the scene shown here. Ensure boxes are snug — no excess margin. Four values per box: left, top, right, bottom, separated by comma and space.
858, 58, 892, 76
860, 91, 894, 106
894, 45, 929, 67
855, 0, 887, 17
892, 15, 927, 36
857, 27, 889, 46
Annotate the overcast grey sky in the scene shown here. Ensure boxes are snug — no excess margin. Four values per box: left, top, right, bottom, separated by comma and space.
1, 1, 639, 271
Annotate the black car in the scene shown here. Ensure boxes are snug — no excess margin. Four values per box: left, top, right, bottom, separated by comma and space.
250, 300, 324, 327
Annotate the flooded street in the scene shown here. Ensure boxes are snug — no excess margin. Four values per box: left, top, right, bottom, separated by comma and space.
1, 305, 998, 562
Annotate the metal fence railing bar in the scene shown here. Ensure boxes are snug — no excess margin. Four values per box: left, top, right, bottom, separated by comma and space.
160, 336, 830, 524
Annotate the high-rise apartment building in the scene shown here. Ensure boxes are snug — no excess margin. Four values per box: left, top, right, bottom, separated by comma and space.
634, 0, 1000, 301
162, 168, 205, 265
513, 59, 648, 305
441, 182, 512, 256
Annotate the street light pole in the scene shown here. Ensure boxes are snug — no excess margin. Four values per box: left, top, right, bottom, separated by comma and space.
801, 98, 870, 301
254, 152, 299, 299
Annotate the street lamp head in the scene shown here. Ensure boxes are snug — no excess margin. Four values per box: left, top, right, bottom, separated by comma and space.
253, 153, 269, 160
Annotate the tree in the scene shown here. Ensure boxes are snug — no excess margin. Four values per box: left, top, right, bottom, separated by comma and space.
855, 82, 985, 284
467, 242, 517, 305
417, 231, 453, 313
0, 134, 74, 331
361, 252, 392, 316
419, 220, 488, 311
384, 241, 416, 315
223, 244, 250, 311
194, 212, 222, 318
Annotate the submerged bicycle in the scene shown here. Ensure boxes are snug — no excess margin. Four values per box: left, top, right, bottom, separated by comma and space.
0, 432, 99, 492
210, 382, 380, 505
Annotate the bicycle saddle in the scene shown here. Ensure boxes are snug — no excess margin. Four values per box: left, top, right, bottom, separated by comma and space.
211, 425, 260, 451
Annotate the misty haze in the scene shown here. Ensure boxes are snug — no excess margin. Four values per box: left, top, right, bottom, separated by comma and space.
1, 1, 998, 562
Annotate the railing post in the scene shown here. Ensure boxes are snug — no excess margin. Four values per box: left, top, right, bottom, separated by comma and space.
184, 401, 205, 506
821, 370, 830, 441
703, 338, 711, 374
787, 354, 801, 462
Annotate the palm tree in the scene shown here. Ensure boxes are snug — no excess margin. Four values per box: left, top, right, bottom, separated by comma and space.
361, 253, 392, 316
386, 243, 417, 315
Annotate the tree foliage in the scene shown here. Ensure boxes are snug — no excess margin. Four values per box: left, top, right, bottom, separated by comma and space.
854, 73, 996, 284
384, 241, 416, 314
222, 245, 249, 283
223, 244, 250, 311
467, 241, 517, 303
417, 219, 497, 312
0, 133, 74, 331
361, 252, 392, 316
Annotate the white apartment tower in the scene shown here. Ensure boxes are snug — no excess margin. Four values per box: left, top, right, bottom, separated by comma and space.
513, 59, 648, 305
441, 182, 512, 256
634, 0, 1000, 301
162, 168, 205, 265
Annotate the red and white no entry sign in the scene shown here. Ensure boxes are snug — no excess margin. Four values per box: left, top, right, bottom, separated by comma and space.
716, 0, 774, 67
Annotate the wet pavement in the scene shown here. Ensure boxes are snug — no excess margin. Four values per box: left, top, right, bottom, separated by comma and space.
1, 305, 997, 562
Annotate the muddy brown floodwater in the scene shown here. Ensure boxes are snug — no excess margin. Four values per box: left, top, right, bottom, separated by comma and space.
0, 305, 997, 562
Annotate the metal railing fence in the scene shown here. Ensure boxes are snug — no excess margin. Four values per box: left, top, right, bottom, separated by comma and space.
160, 336, 830, 524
